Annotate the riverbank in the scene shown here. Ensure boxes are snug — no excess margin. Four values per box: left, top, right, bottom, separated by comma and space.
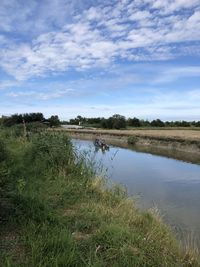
1, 128, 199, 266
60, 128, 200, 164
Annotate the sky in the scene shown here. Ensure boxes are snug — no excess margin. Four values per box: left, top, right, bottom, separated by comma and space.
0, 0, 200, 120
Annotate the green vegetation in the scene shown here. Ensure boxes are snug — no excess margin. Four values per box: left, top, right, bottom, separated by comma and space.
1, 113, 61, 127
67, 114, 200, 129
48, 115, 60, 127
127, 136, 138, 145
0, 126, 199, 266
1, 113, 200, 130
101, 114, 126, 129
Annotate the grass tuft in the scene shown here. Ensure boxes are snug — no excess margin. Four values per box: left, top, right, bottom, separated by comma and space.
0, 127, 199, 266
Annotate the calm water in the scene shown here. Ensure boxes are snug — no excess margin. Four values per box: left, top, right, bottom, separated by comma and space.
72, 139, 200, 244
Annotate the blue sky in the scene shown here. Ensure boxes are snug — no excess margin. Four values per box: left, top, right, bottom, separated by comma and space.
0, 0, 200, 120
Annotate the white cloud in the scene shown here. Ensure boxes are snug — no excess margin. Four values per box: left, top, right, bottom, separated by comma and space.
153, 66, 200, 83
149, 0, 199, 14
188, 89, 200, 100
2, 93, 200, 120
0, 0, 199, 80
6, 88, 75, 100
0, 80, 22, 90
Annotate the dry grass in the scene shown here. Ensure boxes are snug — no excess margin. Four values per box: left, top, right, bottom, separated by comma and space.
60, 128, 200, 142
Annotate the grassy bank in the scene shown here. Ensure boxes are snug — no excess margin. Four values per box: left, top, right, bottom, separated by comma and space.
0, 127, 199, 266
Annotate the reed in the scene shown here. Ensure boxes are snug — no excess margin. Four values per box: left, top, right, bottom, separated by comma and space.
0, 127, 199, 266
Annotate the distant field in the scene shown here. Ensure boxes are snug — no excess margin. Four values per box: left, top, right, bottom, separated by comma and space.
62, 128, 200, 142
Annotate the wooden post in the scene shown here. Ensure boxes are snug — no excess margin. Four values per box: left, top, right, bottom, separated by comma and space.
22, 119, 27, 139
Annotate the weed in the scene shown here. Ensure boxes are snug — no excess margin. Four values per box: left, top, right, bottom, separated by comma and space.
0, 128, 199, 266
127, 136, 138, 145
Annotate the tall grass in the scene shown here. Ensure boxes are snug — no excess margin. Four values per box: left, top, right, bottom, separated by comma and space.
0, 127, 199, 266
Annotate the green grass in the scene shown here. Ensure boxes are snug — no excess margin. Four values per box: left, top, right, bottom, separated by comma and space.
0, 126, 199, 266
127, 136, 138, 145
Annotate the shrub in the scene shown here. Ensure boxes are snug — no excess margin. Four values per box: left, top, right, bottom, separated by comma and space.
127, 136, 138, 145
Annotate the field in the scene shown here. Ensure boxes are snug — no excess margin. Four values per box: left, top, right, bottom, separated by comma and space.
62, 128, 200, 141
1, 126, 200, 266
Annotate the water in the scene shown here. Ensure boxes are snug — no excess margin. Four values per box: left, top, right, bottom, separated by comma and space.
72, 138, 200, 244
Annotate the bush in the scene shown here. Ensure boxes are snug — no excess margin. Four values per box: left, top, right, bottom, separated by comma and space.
127, 136, 138, 145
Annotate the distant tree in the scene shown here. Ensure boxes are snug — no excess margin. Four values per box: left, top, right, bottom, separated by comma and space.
128, 117, 141, 127
87, 117, 102, 124
107, 117, 114, 129
31, 112, 44, 122
101, 118, 109, 128
195, 121, 200, 127
140, 119, 150, 127
165, 121, 171, 127
2, 113, 45, 126
76, 115, 83, 124
112, 114, 126, 129
48, 115, 60, 127
180, 121, 190, 127
151, 119, 165, 127
3, 114, 22, 126
69, 115, 87, 125
69, 118, 78, 125
101, 114, 126, 129
23, 112, 44, 123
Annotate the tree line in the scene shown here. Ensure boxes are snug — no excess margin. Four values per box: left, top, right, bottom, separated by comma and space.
1, 113, 200, 129
67, 114, 200, 129
0, 113, 60, 127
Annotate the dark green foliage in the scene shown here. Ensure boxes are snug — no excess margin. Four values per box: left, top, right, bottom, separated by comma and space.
151, 119, 165, 127
69, 116, 103, 127
2, 113, 44, 127
64, 115, 200, 128
127, 136, 138, 145
195, 121, 200, 127
0, 139, 10, 197
100, 114, 127, 129
128, 117, 141, 127
48, 115, 60, 127
112, 114, 126, 129
23, 112, 44, 123
0, 139, 8, 163
100, 118, 109, 128
26, 122, 48, 132
2, 112, 200, 129
2, 114, 23, 126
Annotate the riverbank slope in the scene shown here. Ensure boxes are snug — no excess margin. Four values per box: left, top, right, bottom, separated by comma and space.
60, 128, 200, 164
1, 128, 199, 266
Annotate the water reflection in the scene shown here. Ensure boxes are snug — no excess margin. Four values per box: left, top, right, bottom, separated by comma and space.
72, 138, 200, 245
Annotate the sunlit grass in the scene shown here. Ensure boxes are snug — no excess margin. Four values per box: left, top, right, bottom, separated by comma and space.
0, 126, 199, 266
